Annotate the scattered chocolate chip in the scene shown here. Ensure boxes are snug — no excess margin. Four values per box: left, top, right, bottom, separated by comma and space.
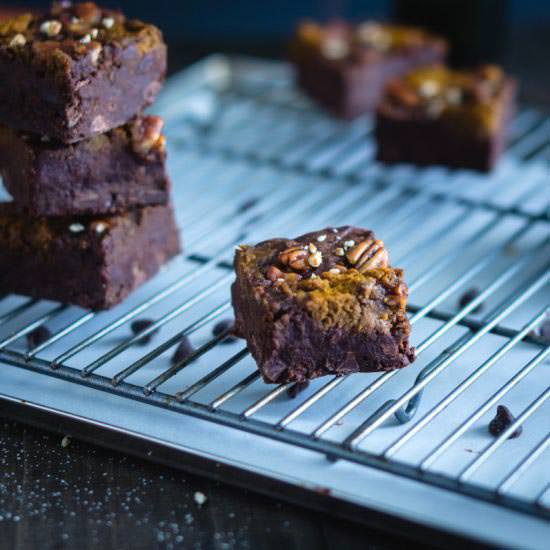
26, 326, 52, 350
131, 319, 159, 345
488, 405, 522, 439
238, 197, 259, 213
171, 337, 194, 365
287, 381, 310, 398
458, 287, 484, 314
213, 319, 237, 344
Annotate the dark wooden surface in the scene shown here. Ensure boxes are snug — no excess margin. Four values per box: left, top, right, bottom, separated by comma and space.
0, 420, 440, 550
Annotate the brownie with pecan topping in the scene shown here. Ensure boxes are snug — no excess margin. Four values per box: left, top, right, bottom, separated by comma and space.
0, 115, 170, 216
0, 202, 180, 310
290, 20, 447, 119
375, 64, 516, 171
232, 226, 415, 384
0, 2, 166, 143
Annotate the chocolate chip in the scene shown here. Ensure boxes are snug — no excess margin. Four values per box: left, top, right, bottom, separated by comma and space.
171, 337, 194, 365
213, 319, 237, 344
246, 213, 263, 226
131, 319, 159, 345
488, 405, 522, 439
458, 287, 484, 314
238, 197, 259, 213
287, 381, 310, 398
26, 326, 52, 350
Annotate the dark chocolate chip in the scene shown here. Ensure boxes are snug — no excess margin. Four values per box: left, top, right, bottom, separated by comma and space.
246, 214, 263, 227
131, 319, 159, 345
488, 405, 522, 439
458, 287, 484, 314
171, 337, 194, 365
213, 319, 238, 344
26, 326, 52, 350
287, 381, 310, 398
238, 197, 259, 213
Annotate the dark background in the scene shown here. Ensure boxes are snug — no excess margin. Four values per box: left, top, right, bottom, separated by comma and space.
0, 2, 549, 549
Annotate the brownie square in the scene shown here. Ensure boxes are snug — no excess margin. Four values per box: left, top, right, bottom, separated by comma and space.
0, 115, 170, 216
374, 64, 517, 172
0, 203, 181, 310
290, 20, 447, 118
232, 227, 415, 384
0, 2, 166, 143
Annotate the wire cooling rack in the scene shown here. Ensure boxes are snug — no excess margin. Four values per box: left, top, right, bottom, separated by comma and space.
1, 56, 549, 546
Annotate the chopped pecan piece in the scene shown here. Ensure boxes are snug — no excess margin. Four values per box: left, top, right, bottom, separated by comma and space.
308, 250, 322, 267
266, 265, 284, 282
131, 115, 165, 158
279, 246, 309, 271
386, 80, 420, 108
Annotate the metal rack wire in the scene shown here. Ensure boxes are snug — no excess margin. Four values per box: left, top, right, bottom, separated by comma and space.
1, 56, 549, 526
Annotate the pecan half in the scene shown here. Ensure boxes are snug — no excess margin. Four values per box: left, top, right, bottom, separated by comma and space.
278, 246, 309, 271
346, 238, 388, 271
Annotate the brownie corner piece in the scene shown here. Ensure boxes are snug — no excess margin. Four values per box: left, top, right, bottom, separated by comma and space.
0, 115, 170, 216
0, 203, 181, 310
374, 64, 517, 172
0, 3, 166, 143
290, 20, 447, 118
231, 227, 415, 384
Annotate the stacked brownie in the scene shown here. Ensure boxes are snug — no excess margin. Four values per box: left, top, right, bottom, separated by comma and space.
0, 2, 180, 310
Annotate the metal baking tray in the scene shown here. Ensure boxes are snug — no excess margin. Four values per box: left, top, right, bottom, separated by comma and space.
1, 55, 549, 548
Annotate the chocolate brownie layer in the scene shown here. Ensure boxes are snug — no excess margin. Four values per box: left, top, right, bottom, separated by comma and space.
375, 64, 516, 171
0, 115, 170, 216
0, 203, 181, 310
0, 2, 166, 143
290, 20, 447, 118
232, 227, 415, 384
